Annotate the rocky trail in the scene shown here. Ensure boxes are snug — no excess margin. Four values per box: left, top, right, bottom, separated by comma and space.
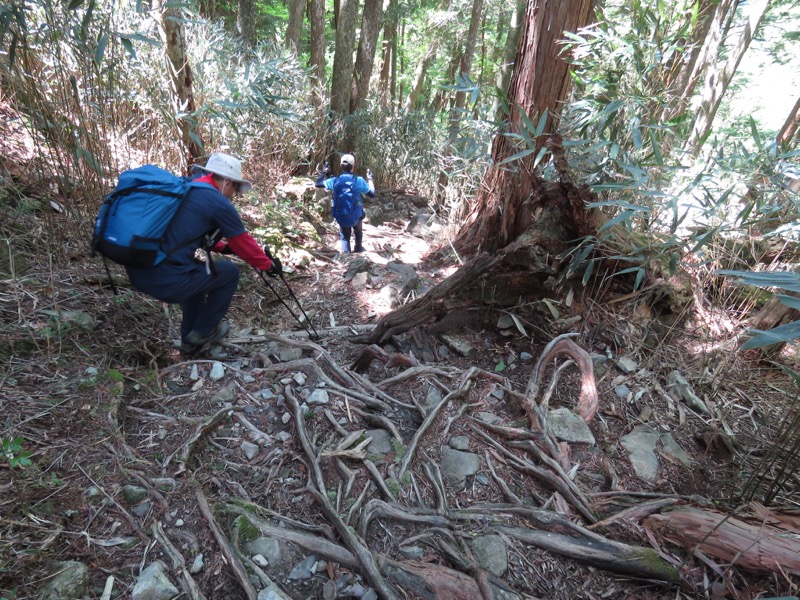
2, 185, 799, 600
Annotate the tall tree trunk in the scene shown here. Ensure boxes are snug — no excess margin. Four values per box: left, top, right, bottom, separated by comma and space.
286, 0, 306, 53
452, 0, 484, 114
405, 41, 439, 110
309, 0, 326, 91
329, 0, 360, 117
238, 0, 256, 48
492, 0, 525, 122
349, 0, 385, 113
378, 1, 396, 107
156, 0, 202, 169
454, 0, 595, 255
667, 0, 735, 122
777, 95, 800, 149
685, 0, 771, 156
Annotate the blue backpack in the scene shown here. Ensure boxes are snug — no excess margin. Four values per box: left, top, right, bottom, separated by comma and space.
331, 173, 364, 227
92, 165, 212, 268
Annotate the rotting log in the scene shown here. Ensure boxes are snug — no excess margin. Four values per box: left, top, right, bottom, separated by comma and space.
646, 506, 800, 575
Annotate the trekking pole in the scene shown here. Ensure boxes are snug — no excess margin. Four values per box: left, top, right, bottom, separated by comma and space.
256, 270, 320, 341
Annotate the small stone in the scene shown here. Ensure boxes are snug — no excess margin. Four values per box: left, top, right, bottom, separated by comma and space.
209, 362, 225, 381
85, 367, 99, 377
121, 485, 148, 505
307, 389, 330, 405
131, 560, 179, 600
293, 372, 307, 386
281, 412, 292, 424
157, 427, 167, 440
253, 554, 269, 567
260, 388, 276, 401
189, 553, 204, 574
131, 501, 152, 518
190, 365, 200, 381
275, 431, 292, 443
40, 561, 89, 600
175, 518, 184, 527
241, 440, 260, 460
279, 377, 292, 385
489, 387, 505, 400
614, 384, 631, 399
449, 435, 470, 450
520, 352, 533, 361
616, 356, 638, 373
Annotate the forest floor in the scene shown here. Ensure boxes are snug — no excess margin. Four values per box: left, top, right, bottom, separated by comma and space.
2, 159, 800, 599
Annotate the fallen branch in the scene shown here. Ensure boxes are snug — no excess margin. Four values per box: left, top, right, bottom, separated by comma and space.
153, 521, 208, 600
194, 484, 258, 600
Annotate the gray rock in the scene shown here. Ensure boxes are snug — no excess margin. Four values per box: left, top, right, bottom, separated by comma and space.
476, 412, 502, 425
520, 352, 533, 362
212, 382, 237, 403
497, 314, 515, 330
260, 388, 276, 401
659, 433, 692, 467
247, 537, 283, 567
351, 272, 370, 287
241, 440, 260, 460
489, 387, 505, 400
472, 535, 508, 576
306, 389, 330, 405
293, 372, 307, 386
399, 545, 424, 559
189, 553, 204, 574
121, 485, 148, 505
131, 501, 152, 518
288, 555, 318, 580
278, 348, 303, 362
616, 356, 638, 373
252, 554, 269, 567
666, 370, 709, 414
131, 560, 179, 600
209, 361, 226, 381
440, 447, 482, 487
620, 426, 660, 482
366, 429, 394, 455
275, 431, 292, 443
614, 384, 631, 399
423, 386, 443, 411
386, 261, 419, 295
547, 408, 596, 445
591, 353, 609, 377
40, 561, 89, 600
379, 285, 400, 308
258, 586, 293, 600
449, 435, 470, 451
439, 333, 476, 357
438, 345, 450, 358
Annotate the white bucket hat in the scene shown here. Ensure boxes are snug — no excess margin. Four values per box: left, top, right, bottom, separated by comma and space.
340, 154, 355, 167
192, 153, 252, 193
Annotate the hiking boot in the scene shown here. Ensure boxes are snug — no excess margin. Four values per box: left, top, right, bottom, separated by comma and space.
180, 322, 230, 355
354, 245, 366, 253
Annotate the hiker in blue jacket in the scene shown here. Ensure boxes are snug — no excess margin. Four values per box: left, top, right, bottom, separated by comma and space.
315, 154, 375, 253
126, 153, 282, 354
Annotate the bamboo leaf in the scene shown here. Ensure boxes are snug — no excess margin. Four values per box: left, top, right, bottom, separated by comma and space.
498, 147, 535, 165
510, 314, 528, 337
95, 33, 108, 64
741, 320, 800, 350
542, 299, 560, 320
716, 270, 800, 293
776, 295, 800, 311
598, 210, 635, 233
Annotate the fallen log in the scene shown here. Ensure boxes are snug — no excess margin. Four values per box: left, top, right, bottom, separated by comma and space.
646, 505, 800, 575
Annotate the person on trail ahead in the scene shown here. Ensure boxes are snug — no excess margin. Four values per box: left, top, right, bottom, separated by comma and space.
315, 153, 375, 253
125, 153, 282, 355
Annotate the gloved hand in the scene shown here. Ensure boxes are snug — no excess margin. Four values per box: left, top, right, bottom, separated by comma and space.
266, 256, 283, 278
323, 162, 331, 177
263, 245, 274, 259
366, 168, 373, 180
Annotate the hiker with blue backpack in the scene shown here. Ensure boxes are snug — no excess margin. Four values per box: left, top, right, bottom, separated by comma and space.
315, 154, 375, 253
93, 153, 282, 355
